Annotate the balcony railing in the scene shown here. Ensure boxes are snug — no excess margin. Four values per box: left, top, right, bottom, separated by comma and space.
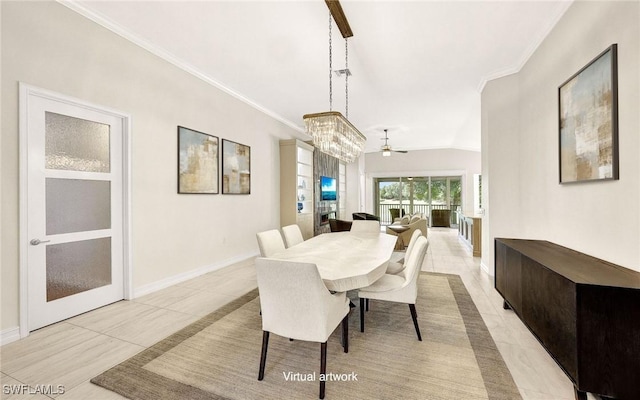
377, 203, 461, 226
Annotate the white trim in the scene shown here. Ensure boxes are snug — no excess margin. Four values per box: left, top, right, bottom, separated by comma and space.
123, 114, 133, 300
477, 1, 573, 93
133, 253, 259, 299
18, 83, 133, 337
480, 260, 491, 275
0, 327, 21, 346
19, 84, 29, 339
0, 4, 3, 343
477, 68, 519, 94
57, 0, 303, 135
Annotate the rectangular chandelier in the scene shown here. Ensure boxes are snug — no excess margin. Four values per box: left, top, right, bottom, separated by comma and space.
303, 111, 366, 163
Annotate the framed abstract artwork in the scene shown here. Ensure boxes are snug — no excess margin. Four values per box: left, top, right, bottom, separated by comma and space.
222, 139, 251, 194
559, 44, 618, 183
178, 126, 219, 194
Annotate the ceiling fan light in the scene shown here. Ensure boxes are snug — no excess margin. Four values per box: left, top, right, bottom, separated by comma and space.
382, 150, 391, 157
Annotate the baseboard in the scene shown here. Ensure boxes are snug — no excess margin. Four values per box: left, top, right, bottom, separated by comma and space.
1, 327, 21, 346
2, 254, 258, 346
480, 261, 491, 275
133, 252, 259, 298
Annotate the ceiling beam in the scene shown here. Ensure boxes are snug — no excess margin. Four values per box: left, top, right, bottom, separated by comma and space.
325, 0, 353, 38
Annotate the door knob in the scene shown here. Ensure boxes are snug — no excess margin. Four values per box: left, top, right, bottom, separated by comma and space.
30, 239, 51, 246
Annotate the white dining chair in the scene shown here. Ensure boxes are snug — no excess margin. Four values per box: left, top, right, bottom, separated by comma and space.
281, 224, 304, 248
386, 229, 423, 275
256, 229, 286, 257
358, 236, 429, 341
350, 220, 380, 234
255, 258, 350, 399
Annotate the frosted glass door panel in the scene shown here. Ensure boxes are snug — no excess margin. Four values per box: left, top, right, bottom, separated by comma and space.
45, 112, 110, 172
46, 178, 111, 235
46, 238, 112, 302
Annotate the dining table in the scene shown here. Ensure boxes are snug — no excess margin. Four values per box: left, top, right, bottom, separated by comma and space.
268, 231, 398, 292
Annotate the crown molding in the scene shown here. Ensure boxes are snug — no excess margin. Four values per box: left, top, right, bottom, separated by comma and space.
57, 0, 304, 133
477, 1, 574, 93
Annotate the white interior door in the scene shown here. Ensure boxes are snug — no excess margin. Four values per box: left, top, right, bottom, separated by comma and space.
21, 85, 127, 331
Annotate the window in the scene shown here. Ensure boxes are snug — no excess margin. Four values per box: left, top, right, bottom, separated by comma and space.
375, 176, 462, 226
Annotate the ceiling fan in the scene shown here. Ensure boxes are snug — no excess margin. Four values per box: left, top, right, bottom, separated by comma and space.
380, 129, 408, 156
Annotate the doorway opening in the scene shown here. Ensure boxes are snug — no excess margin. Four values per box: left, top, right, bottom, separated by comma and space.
19, 83, 132, 336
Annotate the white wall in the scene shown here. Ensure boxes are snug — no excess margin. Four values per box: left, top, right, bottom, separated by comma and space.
1, 2, 301, 332
345, 157, 363, 218
481, 74, 522, 274
482, 0, 640, 274
364, 149, 481, 216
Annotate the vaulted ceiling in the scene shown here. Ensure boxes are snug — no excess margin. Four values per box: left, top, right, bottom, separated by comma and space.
69, 0, 572, 154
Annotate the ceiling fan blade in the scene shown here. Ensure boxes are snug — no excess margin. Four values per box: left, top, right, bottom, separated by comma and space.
380, 129, 407, 153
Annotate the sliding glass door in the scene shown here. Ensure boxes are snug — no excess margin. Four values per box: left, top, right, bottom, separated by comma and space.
375, 176, 462, 226
377, 178, 403, 225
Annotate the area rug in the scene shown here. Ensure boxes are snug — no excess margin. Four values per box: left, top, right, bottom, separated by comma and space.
91, 272, 522, 400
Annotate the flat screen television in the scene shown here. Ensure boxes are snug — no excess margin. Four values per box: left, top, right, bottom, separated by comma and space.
320, 176, 337, 201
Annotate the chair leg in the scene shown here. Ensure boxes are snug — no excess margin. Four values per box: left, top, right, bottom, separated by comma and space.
320, 341, 327, 399
409, 304, 422, 341
341, 314, 349, 353
365, 298, 369, 311
258, 331, 269, 380
359, 298, 365, 332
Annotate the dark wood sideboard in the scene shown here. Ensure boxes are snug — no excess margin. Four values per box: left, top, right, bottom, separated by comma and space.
495, 238, 640, 400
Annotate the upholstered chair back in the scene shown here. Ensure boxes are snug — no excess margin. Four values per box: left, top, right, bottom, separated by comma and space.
255, 258, 349, 342
350, 220, 380, 234
357, 236, 429, 341
402, 230, 424, 267
365, 236, 428, 305
281, 224, 304, 248
399, 236, 429, 302
256, 229, 286, 257
329, 219, 353, 232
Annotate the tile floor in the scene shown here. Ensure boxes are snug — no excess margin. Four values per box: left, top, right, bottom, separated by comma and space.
0, 229, 588, 400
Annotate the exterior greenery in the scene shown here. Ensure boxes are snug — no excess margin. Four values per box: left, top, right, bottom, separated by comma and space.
378, 178, 461, 205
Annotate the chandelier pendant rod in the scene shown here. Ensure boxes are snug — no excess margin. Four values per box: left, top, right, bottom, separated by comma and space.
302, 1, 365, 164
345, 37, 348, 120
329, 11, 333, 112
